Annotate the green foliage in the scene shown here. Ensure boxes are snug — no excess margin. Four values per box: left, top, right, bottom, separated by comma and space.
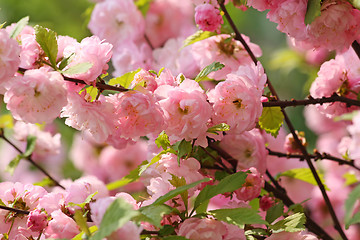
74, 210, 91, 237
72, 226, 98, 240
347, 0, 360, 10
345, 184, 360, 229
159, 225, 176, 237
68, 192, 97, 209
79, 86, 99, 102
208, 208, 268, 227
343, 172, 358, 186
207, 123, 230, 135
193, 171, 248, 211
270, 213, 306, 233
134, 205, 172, 228
259, 107, 284, 137
9, 16, 29, 39
34, 177, 54, 187
34, 25, 58, 68
0, 114, 13, 129
91, 198, 139, 240
163, 236, 190, 240
183, 30, 216, 48
195, 62, 225, 82
172, 139, 193, 163
155, 131, 171, 150
108, 68, 141, 88
58, 52, 75, 70
135, 0, 152, 16
304, 0, 321, 25
278, 168, 329, 190
60, 62, 93, 75
5, 155, 22, 175
266, 202, 284, 224
245, 229, 268, 240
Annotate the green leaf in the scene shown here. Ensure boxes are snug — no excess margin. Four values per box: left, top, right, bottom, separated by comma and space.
343, 172, 358, 186
0, 22, 5, 29
72, 226, 98, 240
245, 229, 268, 239
34, 177, 54, 187
68, 192, 98, 209
5, 155, 22, 175
270, 212, 306, 233
305, 0, 321, 25
345, 184, 360, 229
155, 131, 171, 150
169, 175, 188, 210
195, 62, 225, 82
153, 178, 211, 206
79, 86, 99, 102
172, 139, 192, 163
135, 0, 152, 16
0, 199, 6, 206
193, 171, 248, 211
334, 111, 358, 121
266, 202, 284, 224
23, 135, 37, 157
279, 168, 329, 190
106, 160, 148, 190
214, 171, 230, 181
58, 53, 75, 70
34, 25, 58, 68
138, 149, 176, 176
61, 62, 93, 75
0, 114, 14, 129
91, 198, 139, 240
159, 225, 176, 237
134, 205, 172, 228
209, 207, 268, 227
163, 236, 190, 240
348, 0, 360, 9
346, 212, 360, 229
259, 107, 284, 137
74, 210, 91, 237
207, 123, 230, 135
108, 68, 141, 88
183, 30, 216, 48
9, 16, 29, 39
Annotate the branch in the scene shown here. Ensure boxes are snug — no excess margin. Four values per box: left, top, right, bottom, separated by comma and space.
218, 2, 348, 239
0, 133, 65, 189
267, 148, 360, 172
262, 94, 360, 108
0, 205, 30, 215
351, 40, 360, 60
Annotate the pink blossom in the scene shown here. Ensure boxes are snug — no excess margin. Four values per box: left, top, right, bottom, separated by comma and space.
219, 129, 267, 174
56, 35, 77, 61
178, 218, 227, 240
37, 192, 66, 215
247, 0, 286, 11
284, 131, 307, 154
235, 167, 264, 202
265, 231, 318, 240
44, 210, 80, 239
259, 195, 275, 211
106, 90, 165, 140
223, 222, 246, 240
155, 79, 212, 144
88, 0, 145, 46
195, 3, 223, 32
17, 32, 42, 69
192, 34, 262, 80
130, 69, 158, 92
155, 68, 177, 87
4, 68, 68, 123
0, 29, 20, 91
27, 209, 48, 232
61, 92, 115, 143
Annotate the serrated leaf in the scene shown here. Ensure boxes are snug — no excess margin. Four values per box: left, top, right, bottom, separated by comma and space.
345, 184, 360, 229
153, 178, 211, 206
9, 16, 29, 39
195, 62, 225, 82
348, 0, 360, 9
134, 205, 172, 228
209, 207, 268, 227
259, 107, 284, 137
106, 160, 148, 190
245, 229, 268, 239
266, 202, 284, 224
183, 30, 216, 48
91, 198, 139, 240
172, 139, 192, 163
207, 123, 230, 135
305, 0, 321, 25
61, 62, 93, 76
74, 210, 91, 237
108, 68, 141, 88
279, 168, 329, 190
34, 25, 58, 68
58, 53, 75, 70
270, 213, 306, 233
72, 226, 98, 240
135, 0, 152, 16
0, 114, 14, 128
193, 171, 248, 211
155, 131, 170, 150
163, 236, 190, 240
23, 135, 37, 157
5, 155, 22, 175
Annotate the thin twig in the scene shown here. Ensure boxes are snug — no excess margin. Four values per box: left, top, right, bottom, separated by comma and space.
351, 40, 360, 60
0, 205, 30, 215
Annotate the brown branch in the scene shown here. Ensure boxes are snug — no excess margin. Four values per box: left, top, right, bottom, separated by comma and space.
0, 205, 30, 215
218, 2, 348, 239
267, 148, 360, 172
351, 40, 360, 60
262, 93, 360, 108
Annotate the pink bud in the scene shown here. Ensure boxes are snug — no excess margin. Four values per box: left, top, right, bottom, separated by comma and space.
27, 209, 48, 232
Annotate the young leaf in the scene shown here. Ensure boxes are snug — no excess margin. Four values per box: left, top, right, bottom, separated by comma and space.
61, 62, 93, 76
345, 184, 360, 229
58, 52, 75, 70
259, 107, 284, 137
155, 131, 171, 150
208, 207, 268, 227
152, 178, 211, 206
68, 192, 98, 209
304, 0, 321, 25
34, 25, 58, 68
0, 114, 14, 128
183, 30, 216, 48
135, 0, 152, 16
343, 172, 358, 186
270, 212, 306, 233
279, 168, 329, 190
5, 155, 22, 175
72, 226, 98, 240
193, 171, 248, 211
23, 135, 37, 157
195, 62, 225, 82
348, 0, 360, 9
207, 123, 230, 135
108, 68, 141, 88
134, 205, 172, 228
9, 16, 29, 39
172, 139, 192, 163
91, 198, 139, 240
266, 202, 284, 224
34, 177, 54, 187
74, 210, 91, 237
163, 236, 190, 240
79, 86, 99, 102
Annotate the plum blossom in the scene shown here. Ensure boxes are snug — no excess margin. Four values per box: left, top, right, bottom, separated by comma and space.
195, 3, 223, 32
178, 218, 227, 240
27, 209, 48, 232
44, 210, 80, 239
5, 68, 68, 123
265, 231, 318, 240
235, 167, 264, 202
